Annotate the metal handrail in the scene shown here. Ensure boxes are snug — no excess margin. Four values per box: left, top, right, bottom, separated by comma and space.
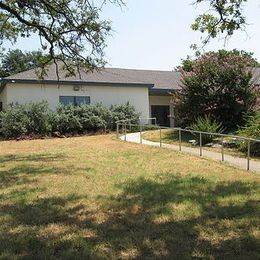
166, 127, 260, 143
116, 121, 260, 172
117, 123, 260, 143
139, 117, 157, 125
115, 119, 132, 124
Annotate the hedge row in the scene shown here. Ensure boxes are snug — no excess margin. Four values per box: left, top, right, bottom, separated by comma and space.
0, 101, 140, 138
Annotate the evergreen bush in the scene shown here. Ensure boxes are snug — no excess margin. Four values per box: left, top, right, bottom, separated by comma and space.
0, 101, 53, 138
190, 115, 223, 144
237, 111, 260, 156
0, 101, 140, 138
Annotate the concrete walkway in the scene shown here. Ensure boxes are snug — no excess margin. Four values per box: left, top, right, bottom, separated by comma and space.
120, 132, 260, 173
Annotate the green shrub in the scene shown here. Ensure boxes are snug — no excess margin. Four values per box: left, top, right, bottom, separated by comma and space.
52, 105, 83, 134
84, 103, 113, 130
0, 101, 140, 138
23, 102, 53, 134
53, 104, 112, 134
0, 102, 53, 138
0, 104, 28, 138
53, 102, 140, 133
237, 111, 260, 156
110, 102, 140, 128
190, 115, 223, 144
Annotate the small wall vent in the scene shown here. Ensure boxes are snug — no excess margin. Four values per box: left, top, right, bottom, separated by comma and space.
73, 85, 80, 91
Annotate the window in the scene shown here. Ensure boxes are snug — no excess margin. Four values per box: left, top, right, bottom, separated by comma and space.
59, 96, 74, 106
59, 96, 90, 106
75, 96, 90, 106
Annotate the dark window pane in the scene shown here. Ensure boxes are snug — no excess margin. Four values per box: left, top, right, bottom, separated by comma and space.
59, 96, 75, 106
59, 96, 90, 106
75, 96, 90, 106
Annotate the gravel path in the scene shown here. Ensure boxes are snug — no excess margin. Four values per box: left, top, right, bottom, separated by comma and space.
120, 132, 260, 173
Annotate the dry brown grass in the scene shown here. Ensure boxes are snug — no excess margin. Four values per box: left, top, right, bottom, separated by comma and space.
0, 135, 259, 259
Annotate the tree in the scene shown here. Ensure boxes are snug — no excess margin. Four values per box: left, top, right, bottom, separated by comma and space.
179, 49, 260, 72
174, 50, 258, 130
255, 86, 260, 110
0, 49, 47, 77
192, 0, 248, 44
0, 0, 123, 78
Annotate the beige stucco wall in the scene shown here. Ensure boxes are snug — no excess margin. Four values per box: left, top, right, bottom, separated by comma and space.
4, 83, 150, 118
149, 95, 172, 106
0, 86, 7, 109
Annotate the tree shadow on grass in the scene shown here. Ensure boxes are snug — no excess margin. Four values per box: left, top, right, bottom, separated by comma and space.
0, 153, 67, 187
0, 173, 259, 259
0, 153, 90, 188
0, 153, 66, 164
0, 194, 93, 259
0, 164, 68, 188
0, 194, 84, 226
90, 176, 259, 259
0, 165, 47, 188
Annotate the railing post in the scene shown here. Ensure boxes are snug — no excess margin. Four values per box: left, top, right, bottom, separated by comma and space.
221, 136, 224, 161
124, 122, 127, 142
179, 129, 182, 151
247, 141, 250, 171
159, 127, 162, 147
199, 133, 202, 156
116, 123, 119, 139
140, 124, 142, 144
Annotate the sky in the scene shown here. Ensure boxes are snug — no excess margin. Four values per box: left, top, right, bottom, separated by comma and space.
3, 0, 260, 71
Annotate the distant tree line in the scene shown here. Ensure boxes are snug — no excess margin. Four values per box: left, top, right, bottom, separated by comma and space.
0, 49, 47, 77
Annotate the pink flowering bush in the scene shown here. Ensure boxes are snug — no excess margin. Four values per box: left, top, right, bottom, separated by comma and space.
174, 50, 258, 130
253, 85, 260, 110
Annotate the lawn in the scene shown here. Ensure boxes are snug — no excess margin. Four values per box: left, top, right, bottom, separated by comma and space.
0, 135, 259, 259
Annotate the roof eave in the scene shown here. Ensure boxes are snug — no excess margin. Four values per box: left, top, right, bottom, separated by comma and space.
149, 88, 178, 96
1, 78, 154, 89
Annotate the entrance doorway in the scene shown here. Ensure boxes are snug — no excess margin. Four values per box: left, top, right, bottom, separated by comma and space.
151, 105, 170, 126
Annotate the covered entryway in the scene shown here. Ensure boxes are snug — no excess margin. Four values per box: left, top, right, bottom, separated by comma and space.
151, 105, 170, 126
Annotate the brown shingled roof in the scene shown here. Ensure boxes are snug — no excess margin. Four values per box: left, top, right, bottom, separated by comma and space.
5, 64, 260, 89
5, 64, 182, 90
